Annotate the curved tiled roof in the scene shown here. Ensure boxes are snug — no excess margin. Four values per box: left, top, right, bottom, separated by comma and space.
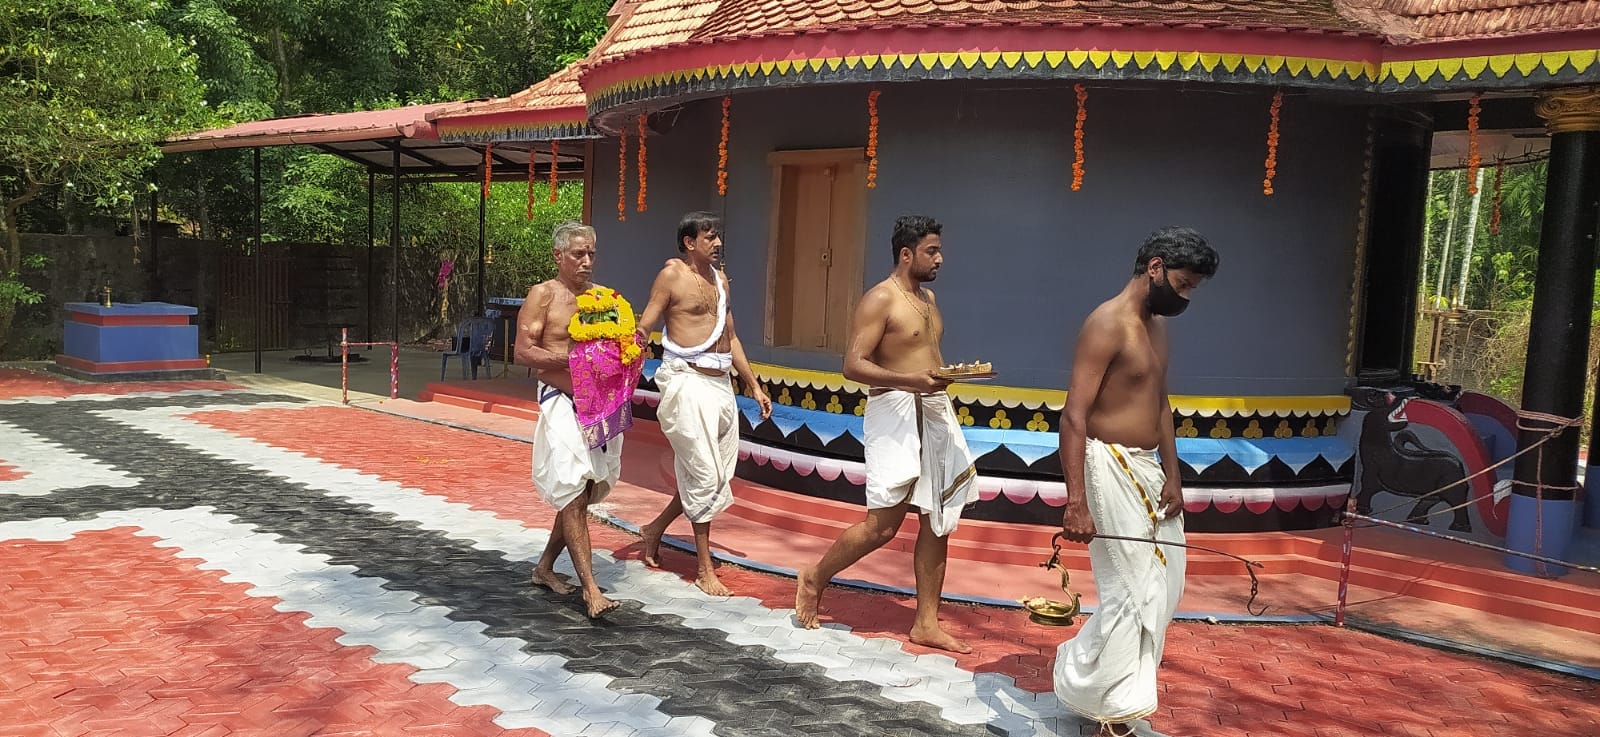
588, 0, 1598, 62
693, 0, 1366, 39
431, 62, 588, 121
430, 62, 596, 142
1367, 0, 1600, 43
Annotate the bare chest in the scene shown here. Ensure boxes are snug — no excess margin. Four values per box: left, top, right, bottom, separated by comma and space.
543, 300, 579, 346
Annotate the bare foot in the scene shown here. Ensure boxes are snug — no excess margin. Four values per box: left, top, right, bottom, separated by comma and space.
909, 623, 973, 654
696, 570, 731, 597
531, 567, 575, 595
583, 589, 621, 618
794, 566, 824, 629
640, 523, 664, 567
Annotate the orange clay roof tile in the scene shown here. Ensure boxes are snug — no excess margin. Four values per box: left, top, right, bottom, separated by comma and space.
582, 1, 1598, 65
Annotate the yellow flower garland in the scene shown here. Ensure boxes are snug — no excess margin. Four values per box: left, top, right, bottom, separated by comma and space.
569, 287, 642, 365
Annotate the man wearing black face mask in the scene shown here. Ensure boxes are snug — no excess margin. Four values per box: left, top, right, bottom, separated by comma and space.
1051, 226, 1218, 737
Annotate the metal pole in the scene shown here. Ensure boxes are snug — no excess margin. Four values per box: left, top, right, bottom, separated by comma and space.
253, 147, 263, 374
148, 182, 160, 299
367, 170, 375, 345
477, 174, 487, 317
341, 327, 349, 405
390, 343, 399, 399
391, 146, 401, 348
1334, 498, 1355, 627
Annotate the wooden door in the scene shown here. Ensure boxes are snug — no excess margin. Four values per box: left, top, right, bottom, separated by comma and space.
766, 149, 867, 353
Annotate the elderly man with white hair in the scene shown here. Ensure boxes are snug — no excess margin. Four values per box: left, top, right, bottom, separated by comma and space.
516, 221, 623, 618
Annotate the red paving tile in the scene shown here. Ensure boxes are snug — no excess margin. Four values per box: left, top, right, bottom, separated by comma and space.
0, 528, 547, 737
0, 367, 236, 400
0, 461, 25, 481
193, 404, 1600, 737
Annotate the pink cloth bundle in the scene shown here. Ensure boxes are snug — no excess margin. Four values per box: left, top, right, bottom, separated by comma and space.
569, 331, 646, 449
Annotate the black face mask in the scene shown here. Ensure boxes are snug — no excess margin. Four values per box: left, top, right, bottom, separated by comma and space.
1147, 268, 1189, 317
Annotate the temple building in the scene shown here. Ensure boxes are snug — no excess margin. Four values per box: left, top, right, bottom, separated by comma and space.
429, 1, 1599, 565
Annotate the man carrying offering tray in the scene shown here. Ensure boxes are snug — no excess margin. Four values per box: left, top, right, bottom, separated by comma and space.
794, 215, 979, 654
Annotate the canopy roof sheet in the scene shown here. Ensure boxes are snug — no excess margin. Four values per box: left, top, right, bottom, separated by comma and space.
162, 101, 579, 177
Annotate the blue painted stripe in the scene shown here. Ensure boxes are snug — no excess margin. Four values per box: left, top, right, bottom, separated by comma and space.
715, 389, 1354, 473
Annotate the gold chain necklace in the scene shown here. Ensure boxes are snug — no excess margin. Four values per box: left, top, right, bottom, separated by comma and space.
694, 267, 717, 312
894, 280, 931, 327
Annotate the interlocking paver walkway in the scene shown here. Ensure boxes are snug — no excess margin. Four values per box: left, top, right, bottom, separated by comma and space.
1, 368, 1595, 737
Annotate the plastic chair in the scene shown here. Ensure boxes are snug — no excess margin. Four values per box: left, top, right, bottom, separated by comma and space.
440, 317, 496, 380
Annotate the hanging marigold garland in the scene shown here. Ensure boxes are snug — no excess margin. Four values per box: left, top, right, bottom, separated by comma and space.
617, 128, 627, 222
1071, 84, 1087, 191
866, 89, 881, 189
482, 143, 493, 199
717, 96, 731, 196
548, 140, 560, 204
1466, 93, 1483, 195
1490, 158, 1505, 235
525, 147, 536, 220
1263, 91, 1282, 196
636, 114, 648, 212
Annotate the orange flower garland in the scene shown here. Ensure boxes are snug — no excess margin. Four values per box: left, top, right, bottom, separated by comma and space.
1466, 93, 1482, 195
617, 128, 627, 222
1071, 84, 1087, 191
717, 96, 731, 196
482, 143, 493, 199
549, 140, 560, 204
1263, 91, 1282, 196
866, 89, 881, 189
525, 146, 535, 220
1490, 158, 1505, 235
636, 114, 648, 212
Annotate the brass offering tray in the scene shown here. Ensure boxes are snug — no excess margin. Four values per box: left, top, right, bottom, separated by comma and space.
935, 360, 996, 381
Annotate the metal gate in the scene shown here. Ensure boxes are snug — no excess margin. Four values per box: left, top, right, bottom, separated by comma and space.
216, 251, 291, 351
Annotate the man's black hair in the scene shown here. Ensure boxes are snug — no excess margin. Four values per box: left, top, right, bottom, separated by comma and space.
1133, 226, 1219, 277
677, 211, 722, 253
891, 215, 941, 263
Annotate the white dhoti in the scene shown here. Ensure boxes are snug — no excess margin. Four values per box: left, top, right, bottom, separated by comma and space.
863, 389, 978, 537
1054, 438, 1187, 724
654, 357, 740, 523
532, 384, 624, 511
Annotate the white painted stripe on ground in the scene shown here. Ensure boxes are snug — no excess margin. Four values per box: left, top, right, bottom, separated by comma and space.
102, 403, 1087, 736
0, 506, 694, 737
0, 420, 141, 496
0, 388, 264, 405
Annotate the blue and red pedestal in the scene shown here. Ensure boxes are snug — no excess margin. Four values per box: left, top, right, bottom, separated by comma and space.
52, 302, 219, 382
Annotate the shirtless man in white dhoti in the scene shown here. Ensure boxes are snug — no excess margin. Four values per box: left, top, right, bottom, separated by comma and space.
794, 215, 977, 654
1055, 226, 1218, 736
517, 221, 622, 618
635, 211, 772, 596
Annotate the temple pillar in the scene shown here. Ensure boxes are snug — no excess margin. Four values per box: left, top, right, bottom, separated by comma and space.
1357, 106, 1433, 378
1512, 87, 1600, 574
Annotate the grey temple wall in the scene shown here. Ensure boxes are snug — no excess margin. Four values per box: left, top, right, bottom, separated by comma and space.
586, 81, 1370, 397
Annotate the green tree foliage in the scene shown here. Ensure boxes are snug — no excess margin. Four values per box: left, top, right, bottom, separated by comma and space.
0, 0, 209, 347
1420, 161, 1547, 312
1417, 160, 1600, 431
148, 0, 610, 283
